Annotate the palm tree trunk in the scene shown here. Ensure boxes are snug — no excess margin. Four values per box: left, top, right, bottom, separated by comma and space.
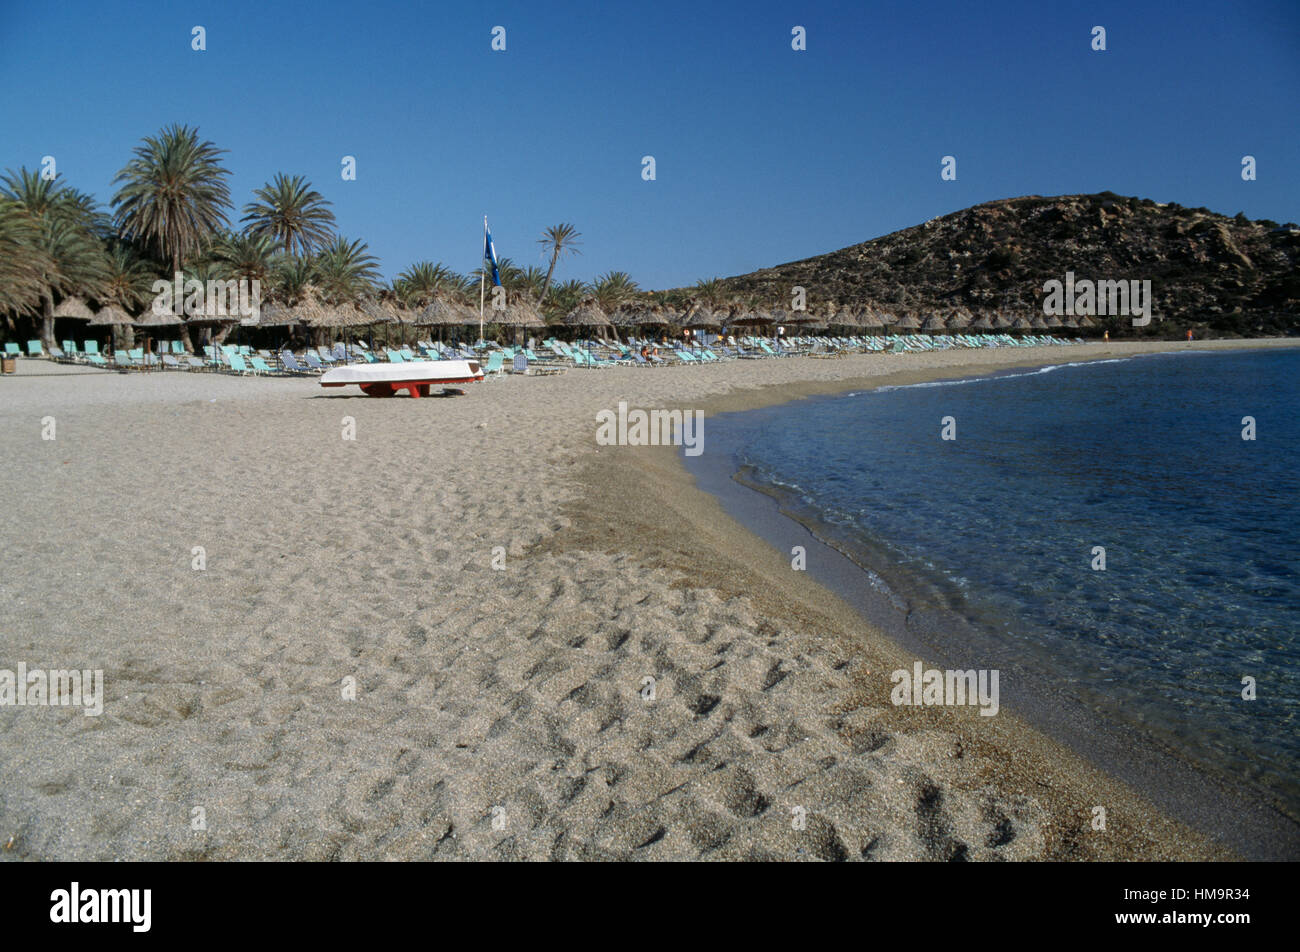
40, 293, 55, 351
174, 252, 195, 354
539, 249, 559, 305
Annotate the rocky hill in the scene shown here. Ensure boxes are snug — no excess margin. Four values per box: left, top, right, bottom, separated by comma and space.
706, 193, 1299, 335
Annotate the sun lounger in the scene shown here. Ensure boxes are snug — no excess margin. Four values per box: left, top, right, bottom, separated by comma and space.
278, 352, 311, 374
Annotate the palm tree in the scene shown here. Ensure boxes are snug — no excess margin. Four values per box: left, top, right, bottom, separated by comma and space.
519, 265, 547, 300
0, 197, 48, 325
394, 261, 463, 307
591, 271, 639, 312
692, 277, 725, 307
471, 256, 524, 296
208, 231, 281, 286
543, 278, 589, 321
101, 242, 162, 349
111, 124, 232, 352
241, 173, 336, 257
313, 236, 380, 304
1, 167, 109, 348
270, 254, 319, 305
203, 232, 280, 340
537, 223, 581, 305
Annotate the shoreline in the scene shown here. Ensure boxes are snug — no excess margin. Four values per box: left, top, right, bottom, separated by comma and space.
3, 337, 1297, 860
567, 338, 1300, 860
680, 350, 1300, 860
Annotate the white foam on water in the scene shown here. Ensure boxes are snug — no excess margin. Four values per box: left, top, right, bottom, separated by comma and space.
863, 352, 1178, 395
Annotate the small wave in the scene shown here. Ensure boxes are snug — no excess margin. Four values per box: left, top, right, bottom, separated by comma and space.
873, 363, 1066, 392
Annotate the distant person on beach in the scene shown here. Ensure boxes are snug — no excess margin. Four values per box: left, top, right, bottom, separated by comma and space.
1187, 329, 1194, 341
1103, 330, 1109, 342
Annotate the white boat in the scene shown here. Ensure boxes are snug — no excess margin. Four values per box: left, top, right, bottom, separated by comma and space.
320, 359, 484, 397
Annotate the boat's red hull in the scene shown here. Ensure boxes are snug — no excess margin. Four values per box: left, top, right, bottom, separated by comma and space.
320, 377, 480, 398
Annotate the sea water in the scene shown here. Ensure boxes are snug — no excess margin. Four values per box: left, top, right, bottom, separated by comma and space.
703, 349, 1299, 812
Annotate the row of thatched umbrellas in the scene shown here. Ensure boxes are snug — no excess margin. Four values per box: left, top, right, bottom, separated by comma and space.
595, 303, 1096, 333
53, 292, 1096, 337
51, 289, 550, 335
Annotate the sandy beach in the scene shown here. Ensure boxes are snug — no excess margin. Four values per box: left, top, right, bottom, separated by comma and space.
1, 338, 1295, 861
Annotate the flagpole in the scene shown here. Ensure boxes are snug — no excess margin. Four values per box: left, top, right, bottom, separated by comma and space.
479, 216, 486, 345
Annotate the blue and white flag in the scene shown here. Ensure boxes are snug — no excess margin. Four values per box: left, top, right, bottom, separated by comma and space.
484, 218, 501, 287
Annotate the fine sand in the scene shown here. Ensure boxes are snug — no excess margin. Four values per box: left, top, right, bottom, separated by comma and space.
1, 339, 1294, 861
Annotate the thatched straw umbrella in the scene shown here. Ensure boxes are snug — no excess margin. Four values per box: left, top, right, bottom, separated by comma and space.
500, 297, 546, 349
1030, 315, 1049, 330
405, 299, 449, 351
126, 302, 183, 362
507, 297, 545, 326
892, 313, 922, 332
359, 297, 401, 327
564, 299, 609, 331
971, 314, 996, 331
921, 314, 947, 333
1044, 314, 1063, 329
133, 303, 183, 329
306, 301, 368, 330
298, 299, 369, 356
620, 303, 675, 342
354, 297, 401, 351
54, 296, 95, 321
730, 309, 774, 342
414, 296, 462, 328
455, 300, 487, 345
88, 304, 134, 355
1011, 316, 1033, 331
946, 310, 972, 331
251, 301, 298, 328
781, 307, 818, 326
684, 306, 722, 330
561, 299, 610, 365
993, 312, 1014, 330
857, 307, 886, 331
89, 304, 132, 327
828, 307, 857, 330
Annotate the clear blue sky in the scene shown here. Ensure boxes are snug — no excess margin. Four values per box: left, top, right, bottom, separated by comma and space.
2, 0, 1297, 289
